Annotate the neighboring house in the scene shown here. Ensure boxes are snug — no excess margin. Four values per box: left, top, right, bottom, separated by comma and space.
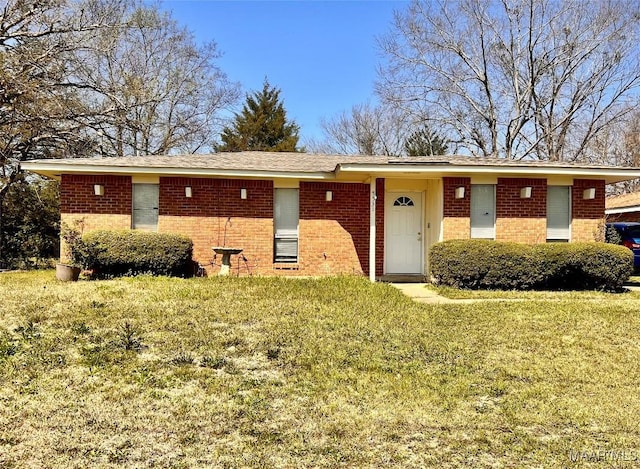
606, 191, 640, 223
22, 152, 640, 280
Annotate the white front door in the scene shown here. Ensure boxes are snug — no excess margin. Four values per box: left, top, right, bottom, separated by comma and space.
385, 192, 423, 274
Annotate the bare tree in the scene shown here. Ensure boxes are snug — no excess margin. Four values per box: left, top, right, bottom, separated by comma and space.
585, 111, 640, 193
378, 0, 640, 160
0, 0, 239, 265
309, 103, 408, 156
616, 124, 640, 193
307, 102, 452, 157
72, 0, 240, 156
0, 0, 115, 265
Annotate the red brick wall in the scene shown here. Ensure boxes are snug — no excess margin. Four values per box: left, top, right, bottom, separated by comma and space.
494, 178, 547, 242
441, 177, 607, 243
60, 174, 131, 215
443, 177, 471, 217
58, 174, 385, 277
299, 180, 384, 277
572, 179, 606, 219
496, 178, 546, 218
58, 172, 611, 275
442, 177, 471, 240
159, 177, 272, 218
159, 177, 273, 275
571, 179, 606, 241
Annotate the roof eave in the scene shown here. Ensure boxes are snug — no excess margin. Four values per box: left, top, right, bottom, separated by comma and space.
20, 162, 334, 181
336, 163, 640, 184
605, 206, 640, 214
22, 160, 640, 185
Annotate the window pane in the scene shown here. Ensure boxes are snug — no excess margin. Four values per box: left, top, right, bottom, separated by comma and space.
274, 188, 299, 262
133, 184, 159, 231
471, 185, 495, 239
547, 186, 570, 240
274, 239, 298, 262
274, 188, 299, 237
393, 196, 414, 206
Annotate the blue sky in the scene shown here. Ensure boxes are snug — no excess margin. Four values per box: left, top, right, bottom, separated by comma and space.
160, 0, 408, 143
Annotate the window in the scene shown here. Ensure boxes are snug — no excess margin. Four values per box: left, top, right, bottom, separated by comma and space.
274, 188, 299, 262
470, 185, 495, 239
547, 186, 570, 241
393, 196, 414, 206
132, 184, 159, 231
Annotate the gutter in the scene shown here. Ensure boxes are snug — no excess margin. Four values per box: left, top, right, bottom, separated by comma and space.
336, 163, 640, 184
21, 162, 335, 181
605, 206, 640, 215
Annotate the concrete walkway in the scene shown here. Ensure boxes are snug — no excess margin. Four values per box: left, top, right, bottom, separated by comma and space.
391, 283, 532, 304
390, 283, 473, 304
392, 282, 640, 304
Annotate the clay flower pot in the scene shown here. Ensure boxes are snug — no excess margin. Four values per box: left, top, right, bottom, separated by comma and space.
56, 263, 81, 282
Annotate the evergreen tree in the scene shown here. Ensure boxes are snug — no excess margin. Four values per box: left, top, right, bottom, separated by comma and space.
217, 80, 300, 152
404, 127, 449, 156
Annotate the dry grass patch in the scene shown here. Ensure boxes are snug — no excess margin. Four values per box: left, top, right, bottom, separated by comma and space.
0, 272, 639, 467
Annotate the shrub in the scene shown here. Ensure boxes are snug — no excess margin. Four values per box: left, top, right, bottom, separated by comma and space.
430, 239, 633, 291
80, 230, 193, 278
563, 242, 634, 291
61, 218, 89, 267
428, 240, 537, 290
605, 224, 622, 245
530, 243, 572, 290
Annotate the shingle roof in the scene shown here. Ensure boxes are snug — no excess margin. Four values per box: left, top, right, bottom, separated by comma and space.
37, 152, 358, 173
23, 151, 640, 173
606, 191, 640, 209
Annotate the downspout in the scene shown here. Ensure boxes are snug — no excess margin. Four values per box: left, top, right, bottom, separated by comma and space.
369, 177, 377, 282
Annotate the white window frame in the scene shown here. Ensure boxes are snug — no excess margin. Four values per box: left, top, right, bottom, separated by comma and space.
274, 188, 299, 262
546, 185, 571, 241
470, 184, 496, 239
132, 183, 159, 231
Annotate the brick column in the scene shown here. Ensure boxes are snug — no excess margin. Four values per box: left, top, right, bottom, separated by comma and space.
442, 177, 471, 239
572, 179, 606, 241
495, 178, 547, 243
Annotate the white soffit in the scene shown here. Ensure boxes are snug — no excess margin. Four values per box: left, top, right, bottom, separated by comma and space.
21, 162, 333, 181
22, 159, 640, 185
336, 163, 640, 184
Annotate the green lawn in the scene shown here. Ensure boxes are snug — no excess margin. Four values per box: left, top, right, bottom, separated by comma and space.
1, 272, 639, 468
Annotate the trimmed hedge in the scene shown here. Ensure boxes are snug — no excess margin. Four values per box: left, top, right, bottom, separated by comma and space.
429, 239, 633, 291
77, 230, 194, 278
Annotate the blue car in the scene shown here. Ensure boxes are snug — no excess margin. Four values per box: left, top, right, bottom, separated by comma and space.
607, 222, 640, 269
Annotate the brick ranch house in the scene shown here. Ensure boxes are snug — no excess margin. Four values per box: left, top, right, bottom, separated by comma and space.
23, 152, 640, 281
606, 191, 640, 223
